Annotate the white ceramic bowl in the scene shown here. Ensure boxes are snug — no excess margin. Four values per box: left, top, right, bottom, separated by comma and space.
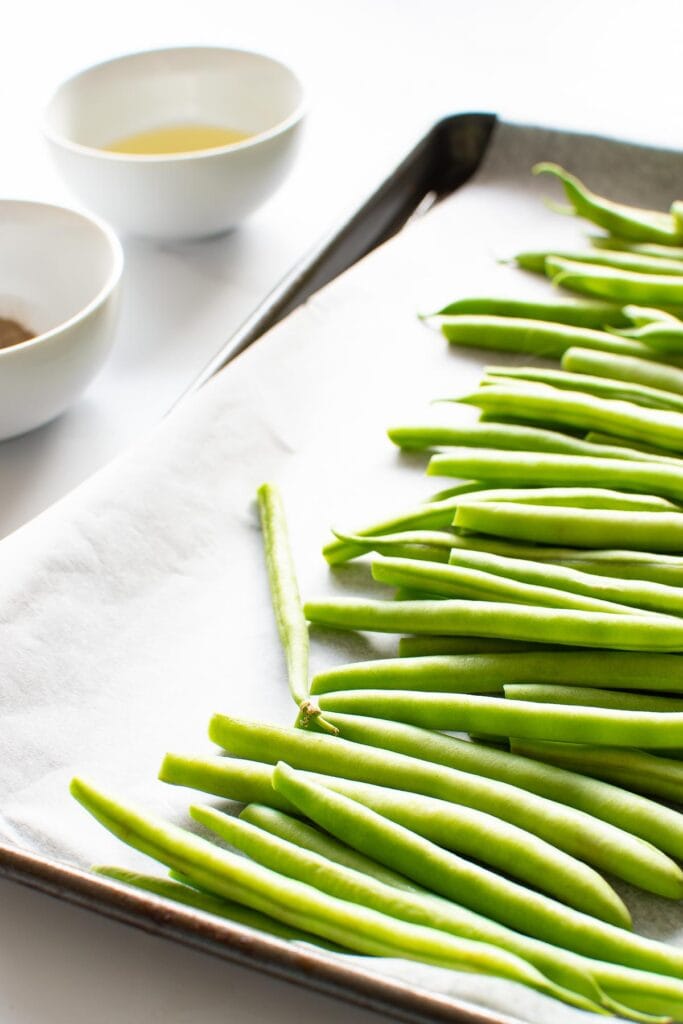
43, 47, 306, 240
0, 200, 123, 441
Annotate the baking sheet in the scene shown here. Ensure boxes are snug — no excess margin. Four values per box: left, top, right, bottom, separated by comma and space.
1, 121, 683, 1023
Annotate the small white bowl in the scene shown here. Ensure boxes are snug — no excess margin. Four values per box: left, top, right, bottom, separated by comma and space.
43, 46, 306, 240
0, 200, 123, 441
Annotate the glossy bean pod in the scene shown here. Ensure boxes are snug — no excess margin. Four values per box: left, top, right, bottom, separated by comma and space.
454, 501, 683, 553
515, 248, 683, 277
503, 684, 683, 713
562, 346, 683, 401
428, 448, 683, 500
431, 296, 628, 328
547, 256, 683, 305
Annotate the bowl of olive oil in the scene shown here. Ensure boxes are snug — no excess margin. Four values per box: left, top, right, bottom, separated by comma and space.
43, 47, 306, 240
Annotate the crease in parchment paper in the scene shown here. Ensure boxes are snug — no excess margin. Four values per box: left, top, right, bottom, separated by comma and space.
1, 121, 682, 1022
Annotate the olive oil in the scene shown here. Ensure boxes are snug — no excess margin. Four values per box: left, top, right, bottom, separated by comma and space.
104, 124, 252, 155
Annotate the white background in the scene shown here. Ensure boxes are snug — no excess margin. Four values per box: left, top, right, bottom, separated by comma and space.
1, 2, 682, 1021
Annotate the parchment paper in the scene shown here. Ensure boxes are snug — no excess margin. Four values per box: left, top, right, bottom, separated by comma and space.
2, 122, 683, 1023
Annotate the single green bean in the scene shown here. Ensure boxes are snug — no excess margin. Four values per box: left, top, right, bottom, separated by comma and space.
311, 655, 504, 695
73, 779, 568, 996
534, 164, 682, 244
430, 296, 628, 328
397, 636, 570, 657
438, 315, 661, 360
591, 236, 683, 262
208, 716, 683, 894
304, 595, 683, 651
318, 688, 683, 753
319, 712, 683, 864
428, 448, 683, 500
454, 501, 683, 553
323, 483, 481, 565
509, 739, 683, 805
515, 248, 683, 277
272, 763, 679, 979
563, 347, 683, 401
583, 431, 683, 462
95, 866, 339, 945
333, 529, 454, 563
371, 555, 639, 615
257, 483, 332, 733
547, 256, 683, 305
246, 805, 683, 1022
504, 684, 683, 713
481, 364, 683, 415
459, 385, 683, 455
446, 544, 683, 619
622, 304, 682, 325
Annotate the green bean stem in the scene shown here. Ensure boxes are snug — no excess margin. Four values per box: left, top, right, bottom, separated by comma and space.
206, 716, 683, 895
257, 483, 333, 732
319, 711, 683, 864
509, 739, 683, 805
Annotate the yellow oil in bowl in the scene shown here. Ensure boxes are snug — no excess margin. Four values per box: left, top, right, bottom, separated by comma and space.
104, 123, 252, 155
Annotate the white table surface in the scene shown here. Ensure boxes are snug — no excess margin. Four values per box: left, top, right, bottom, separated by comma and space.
1, 1, 682, 1020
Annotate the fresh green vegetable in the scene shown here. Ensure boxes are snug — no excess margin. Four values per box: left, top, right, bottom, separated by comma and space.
562, 347, 683, 402
515, 248, 683, 277
547, 257, 683, 305
430, 296, 628, 328
503, 684, 683, 713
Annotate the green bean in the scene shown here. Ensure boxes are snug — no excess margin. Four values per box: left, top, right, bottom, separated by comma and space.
547, 256, 683, 305
504, 684, 683, 713
371, 555, 639, 615
398, 636, 570, 657
257, 483, 334, 733
246, 805, 683, 1022
95, 866, 339, 945
73, 778, 571, 997
406, 649, 683, 692
194, 782, 629, 928
311, 656, 504, 695
319, 712, 683, 864
623, 304, 682, 326
482, 364, 683, 415
438, 315, 660, 360
304, 595, 683, 651
460, 385, 683, 455
208, 715, 683, 894
272, 763, 680, 980
533, 164, 682, 244
388, 420, 628, 456
322, 483, 481, 565
446, 544, 683, 619
318, 688, 683, 753
563, 347, 683, 401
583, 431, 683, 462
510, 740, 683, 805
591, 236, 683, 262
168, 751, 623, 912
429, 448, 683, 499
515, 248, 683, 277
613, 321, 683, 355
430, 296, 628, 328
332, 529, 454, 563
454, 501, 683, 553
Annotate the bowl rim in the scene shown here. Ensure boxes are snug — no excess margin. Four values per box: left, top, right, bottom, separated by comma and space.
0, 198, 124, 359
42, 45, 307, 164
